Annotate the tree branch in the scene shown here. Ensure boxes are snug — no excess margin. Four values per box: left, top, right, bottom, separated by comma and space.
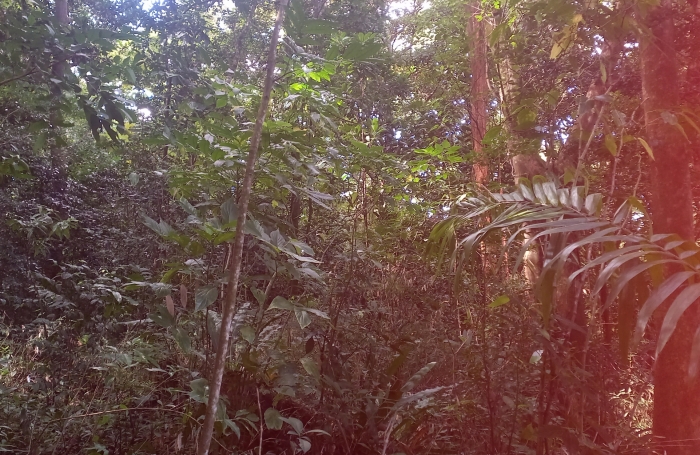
0, 68, 36, 87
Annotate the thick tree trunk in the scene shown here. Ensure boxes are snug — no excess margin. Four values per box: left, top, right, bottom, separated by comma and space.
467, 2, 488, 184
640, 1, 700, 453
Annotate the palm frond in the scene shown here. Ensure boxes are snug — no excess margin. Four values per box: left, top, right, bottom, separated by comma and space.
428, 178, 700, 374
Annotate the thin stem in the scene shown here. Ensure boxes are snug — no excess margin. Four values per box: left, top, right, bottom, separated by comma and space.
195, 1, 289, 454
257, 387, 264, 455
0, 68, 36, 87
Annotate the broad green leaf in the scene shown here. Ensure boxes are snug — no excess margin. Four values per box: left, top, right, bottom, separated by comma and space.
489, 295, 510, 308
519, 183, 535, 201
240, 325, 255, 343
482, 124, 503, 144
550, 41, 564, 59
33, 132, 47, 152
125, 67, 136, 84
189, 378, 209, 403
604, 134, 617, 156
300, 357, 320, 379
269, 296, 293, 310
225, 419, 241, 439
392, 386, 445, 412
298, 438, 311, 453
195, 286, 218, 312
172, 327, 191, 352
179, 197, 197, 216
280, 416, 304, 435
149, 304, 175, 328
221, 198, 238, 224
543, 182, 559, 206
207, 311, 221, 352
295, 308, 312, 329
593, 249, 657, 296
584, 193, 602, 216
264, 408, 283, 430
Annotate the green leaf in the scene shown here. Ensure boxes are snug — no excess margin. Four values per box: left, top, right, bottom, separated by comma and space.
33, 132, 47, 152
298, 438, 311, 453
637, 137, 654, 160
172, 327, 191, 352
264, 408, 283, 430
482, 125, 503, 144
195, 286, 218, 312
584, 193, 602, 216
401, 362, 437, 393
240, 325, 255, 343
221, 198, 238, 224
280, 416, 304, 435
488, 295, 510, 308
149, 304, 175, 328
207, 311, 221, 352
269, 296, 293, 310
302, 19, 337, 35
295, 308, 312, 329
300, 357, 320, 379
29, 121, 49, 133
604, 133, 617, 156
125, 68, 136, 84
179, 197, 198, 216
634, 271, 695, 345
225, 419, 241, 439
189, 378, 209, 403
657, 283, 700, 356
304, 307, 329, 319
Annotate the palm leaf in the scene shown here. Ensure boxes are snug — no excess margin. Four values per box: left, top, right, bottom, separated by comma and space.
428, 177, 700, 374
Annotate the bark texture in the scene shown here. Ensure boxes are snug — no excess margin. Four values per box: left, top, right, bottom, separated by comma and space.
640, 2, 700, 453
467, 2, 489, 184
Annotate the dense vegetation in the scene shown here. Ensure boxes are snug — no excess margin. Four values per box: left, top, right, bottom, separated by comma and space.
2, 0, 700, 453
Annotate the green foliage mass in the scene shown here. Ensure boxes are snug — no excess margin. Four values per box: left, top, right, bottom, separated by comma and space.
2, 0, 700, 453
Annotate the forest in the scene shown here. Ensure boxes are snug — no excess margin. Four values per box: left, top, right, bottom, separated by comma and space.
2, 0, 700, 453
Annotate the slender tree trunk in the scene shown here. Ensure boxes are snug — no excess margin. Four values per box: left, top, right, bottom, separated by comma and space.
50, 0, 69, 183
196, 1, 288, 454
467, 2, 488, 184
640, 1, 700, 453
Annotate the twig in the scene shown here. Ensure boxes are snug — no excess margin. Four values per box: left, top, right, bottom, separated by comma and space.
47, 406, 197, 424
0, 68, 36, 87
257, 388, 264, 455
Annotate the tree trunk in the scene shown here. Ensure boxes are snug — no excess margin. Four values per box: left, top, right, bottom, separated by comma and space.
50, 0, 69, 183
467, 2, 488, 184
196, 1, 289, 454
640, 1, 700, 453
